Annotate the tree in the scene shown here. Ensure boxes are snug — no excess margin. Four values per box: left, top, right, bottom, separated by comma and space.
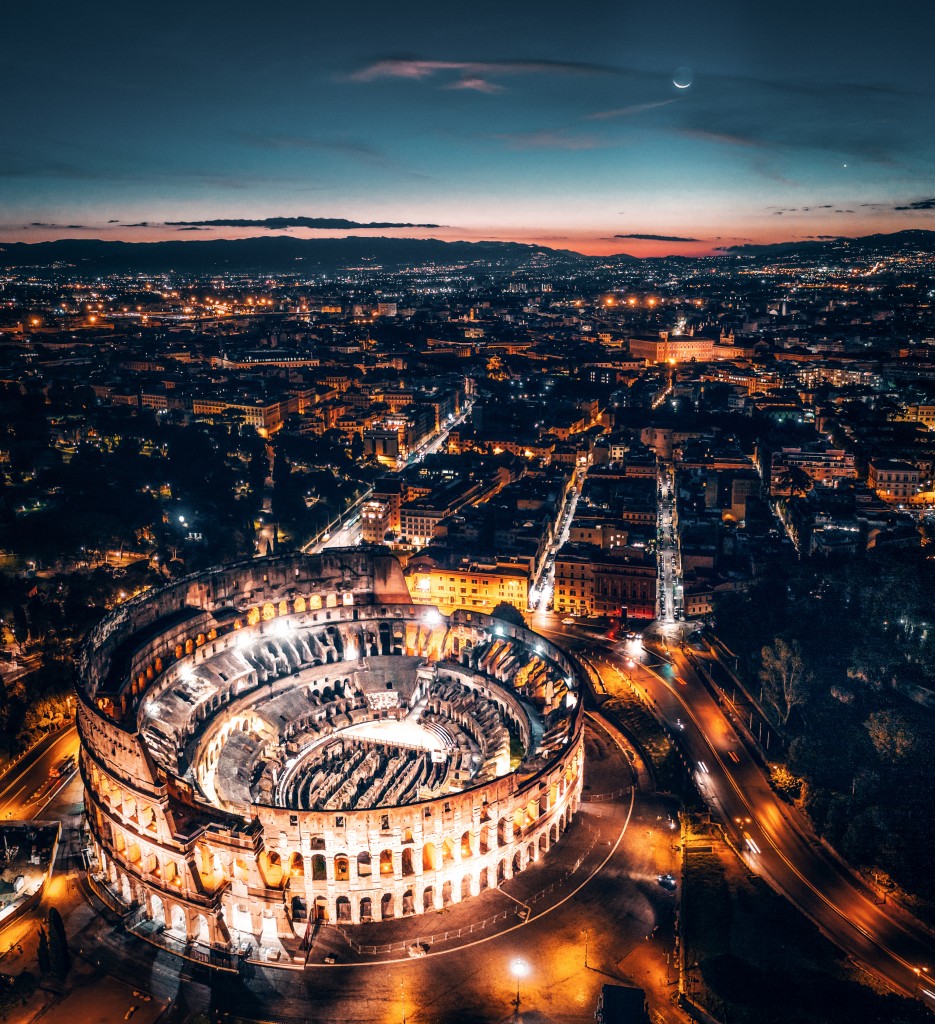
864, 710, 916, 764
490, 602, 525, 628
758, 637, 811, 729
36, 927, 50, 975
46, 907, 70, 977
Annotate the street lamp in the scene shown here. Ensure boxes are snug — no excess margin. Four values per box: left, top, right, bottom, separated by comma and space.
511, 957, 529, 1010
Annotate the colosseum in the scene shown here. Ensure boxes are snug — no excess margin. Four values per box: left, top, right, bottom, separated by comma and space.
76, 549, 585, 962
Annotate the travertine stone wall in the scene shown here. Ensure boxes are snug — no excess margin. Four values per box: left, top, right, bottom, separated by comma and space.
77, 550, 584, 952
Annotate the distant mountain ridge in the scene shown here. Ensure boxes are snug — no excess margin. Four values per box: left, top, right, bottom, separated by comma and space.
719, 229, 935, 257
0, 229, 932, 274
0, 235, 592, 275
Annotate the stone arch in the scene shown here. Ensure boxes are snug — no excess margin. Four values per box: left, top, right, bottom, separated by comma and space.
512, 849, 523, 874
334, 855, 350, 882
380, 892, 394, 919
289, 852, 304, 878
423, 886, 435, 911
169, 903, 187, 936
460, 831, 473, 859
497, 859, 507, 884
314, 896, 329, 921
539, 832, 549, 855
401, 847, 415, 876
360, 896, 373, 922
149, 892, 165, 927
311, 854, 327, 881
379, 849, 394, 877
441, 879, 453, 906
497, 817, 510, 846
262, 602, 276, 620
422, 842, 437, 871
460, 873, 472, 900
290, 895, 307, 922
336, 895, 352, 922
192, 913, 210, 946
441, 836, 456, 866
478, 867, 489, 891
402, 888, 415, 915
551, 823, 560, 843
262, 850, 284, 887
357, 851, 372, 877
527, 841, 535, 864
479, 824, 490, 854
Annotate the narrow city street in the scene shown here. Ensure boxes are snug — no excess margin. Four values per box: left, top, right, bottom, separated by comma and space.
656, 462, 681, 625
529, 467, 585, 611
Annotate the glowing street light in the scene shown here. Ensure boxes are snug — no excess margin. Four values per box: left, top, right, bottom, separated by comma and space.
511, 957, 530, 1010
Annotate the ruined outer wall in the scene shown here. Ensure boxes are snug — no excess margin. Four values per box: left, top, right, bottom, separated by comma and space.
77, 551, 585, 953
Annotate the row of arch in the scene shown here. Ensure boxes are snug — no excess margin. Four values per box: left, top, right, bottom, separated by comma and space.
257, 792, 574, 890
99, 812, 571, 947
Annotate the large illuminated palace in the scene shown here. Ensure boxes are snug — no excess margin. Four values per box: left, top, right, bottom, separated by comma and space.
76, 550, 584, 958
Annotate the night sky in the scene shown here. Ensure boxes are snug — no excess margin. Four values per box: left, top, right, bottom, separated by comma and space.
2, 0, 933, 255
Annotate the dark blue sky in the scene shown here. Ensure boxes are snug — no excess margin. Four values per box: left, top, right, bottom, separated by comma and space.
2, 0, 933, 254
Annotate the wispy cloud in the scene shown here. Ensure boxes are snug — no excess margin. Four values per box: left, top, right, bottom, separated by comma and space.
615, 233, 701, 242
163, 216, 441, 229
29, 221, 89, 229
588, 99, 676, 121
443, 77, 504, 94
348, 58, 630, 85
894, 197, 935, 210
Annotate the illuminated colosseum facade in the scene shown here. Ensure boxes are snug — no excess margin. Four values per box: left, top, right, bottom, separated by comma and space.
76, 550, 584, 959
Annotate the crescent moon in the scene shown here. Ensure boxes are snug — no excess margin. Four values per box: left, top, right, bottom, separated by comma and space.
674, 81, 691, 89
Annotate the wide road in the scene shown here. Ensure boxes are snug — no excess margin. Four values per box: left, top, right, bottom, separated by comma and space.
0, 725, 80, 821
535, 618, 935, 1007
532, 614, 933, 1007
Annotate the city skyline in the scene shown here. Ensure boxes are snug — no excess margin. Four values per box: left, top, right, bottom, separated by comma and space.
3, 0, 934, 256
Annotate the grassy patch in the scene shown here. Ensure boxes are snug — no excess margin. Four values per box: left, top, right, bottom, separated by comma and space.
601, 693, 690, 796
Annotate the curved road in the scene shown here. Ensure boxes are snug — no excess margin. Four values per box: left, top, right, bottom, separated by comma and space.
0, 726, 79, 821
534, 616, 935, 1007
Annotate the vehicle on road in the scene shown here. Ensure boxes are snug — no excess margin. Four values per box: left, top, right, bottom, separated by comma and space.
657, 873, 677, 891
408, 942, 428, 958
561, 617, 575, 625
49, 755, 74, 779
